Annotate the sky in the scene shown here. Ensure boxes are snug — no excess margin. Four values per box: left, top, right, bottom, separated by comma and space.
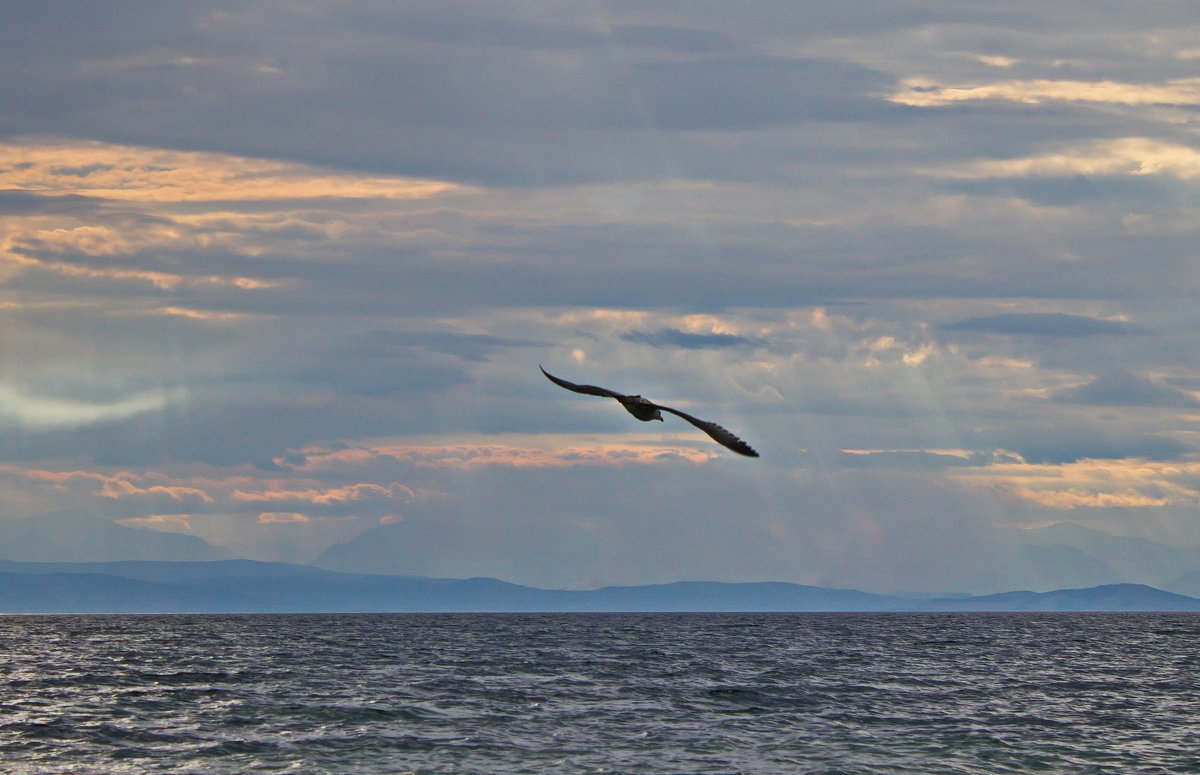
5, 1, 1200, 593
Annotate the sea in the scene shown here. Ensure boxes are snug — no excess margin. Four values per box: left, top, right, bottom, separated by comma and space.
1, 613, 1198, 774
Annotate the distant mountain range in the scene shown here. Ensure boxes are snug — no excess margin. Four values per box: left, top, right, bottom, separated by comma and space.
1, 559, 1199, 613
5, 514, 1200, 612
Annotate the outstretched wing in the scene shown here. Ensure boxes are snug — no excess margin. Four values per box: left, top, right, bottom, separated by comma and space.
654, 404, 760, 458
541, 366, 626, 399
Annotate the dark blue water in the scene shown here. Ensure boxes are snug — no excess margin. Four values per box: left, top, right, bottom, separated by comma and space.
1, 613, 1199, 774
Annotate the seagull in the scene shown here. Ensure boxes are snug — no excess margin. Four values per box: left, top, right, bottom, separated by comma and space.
540, 366, 759, 457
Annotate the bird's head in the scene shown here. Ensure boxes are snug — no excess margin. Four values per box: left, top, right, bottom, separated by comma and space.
652, 409, 663, 421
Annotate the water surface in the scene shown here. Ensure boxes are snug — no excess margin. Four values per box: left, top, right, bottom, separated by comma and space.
2, 613, 1198, 773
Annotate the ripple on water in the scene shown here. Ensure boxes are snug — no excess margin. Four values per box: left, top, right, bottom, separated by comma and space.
0, 612, 1199, 774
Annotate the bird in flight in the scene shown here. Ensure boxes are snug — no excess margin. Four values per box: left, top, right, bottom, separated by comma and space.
541, 366, 759, 457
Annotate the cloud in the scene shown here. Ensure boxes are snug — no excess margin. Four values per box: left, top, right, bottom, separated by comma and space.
833, 448, 1011, 469
4, 3, 1200, 589
0, 139, 473, 300
0, 140, 468, 202
961, 427, 1193, 466
1013, 489, 1171, 509
628, 56, 897, 130
953, 457, 1200, 511
0, 4, 901, 186
278, 437, 723, 472
357, 331, 545, 363
257, 512, 312, 524
232, 482, 417, 518
938, 139, 1200, 181
620, 328, 766, 349
0, 383, 174, 429
1054, 372, 1200, 408
0, 465, 218, 516
940, 313, 1147, 337
0, 190, 102, 215
891, 77, 1200, 107
100, 475, 214, 506
939, 175, 1179, 208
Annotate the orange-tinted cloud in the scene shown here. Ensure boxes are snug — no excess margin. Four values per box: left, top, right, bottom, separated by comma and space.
1005, 488, 1170, 509
233, 482, 415, 504
0, 139, 470, 202
953, 457, 1200, 509
0, 138, 470, 292
279, 436, 721, 471
0, 465, 215, 504
99, 475, 215, 503
257, 512, 312, 524
937, 138, 1200, 181
891, 77, 1200, 107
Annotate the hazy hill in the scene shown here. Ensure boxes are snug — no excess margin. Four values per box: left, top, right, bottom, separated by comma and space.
537, 581, 897, 612
1163, 570, 1200, 598
0, 511, 233, 563
3, 560, 1200, 613
1001, 523, 1200, 589
0, 571, 203, 614
0, 559, 534, 613
921, 583, 1200, 612
964, 541, 1118, 592
314, 519, 1200, 595
0, 560, 895, 613
312, 520, 417, 575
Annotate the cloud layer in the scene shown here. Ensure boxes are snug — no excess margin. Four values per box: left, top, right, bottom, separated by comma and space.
4, 2, 1200, 591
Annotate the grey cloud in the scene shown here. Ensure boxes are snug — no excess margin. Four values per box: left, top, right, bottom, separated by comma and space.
326, 5, 604, 49
631, 57, 898, 130
222, 223, 1101, 316
211, 326, 482, 400
828, 450, 998, 470
0, 332, 480, 466
610, 24, 739, 54
7, 1, 1200, 583
364, 331, 546, 363
73, 395, 453, 467
0, 1, 207, 57
0, 3, 902, 186
942, 176, 1188, 209
620, 329, 765, 350
963, 424, 1193, 465
1055, 372, 1200, 408
0, 190, 106, 215
604, 1, 1028, 39
941, 313, 1148, 337
329, 8, 736, 55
